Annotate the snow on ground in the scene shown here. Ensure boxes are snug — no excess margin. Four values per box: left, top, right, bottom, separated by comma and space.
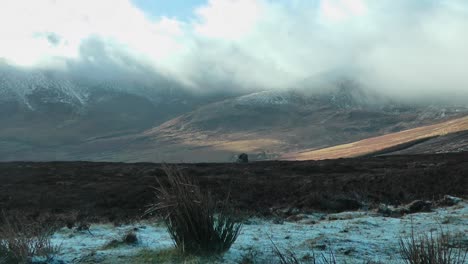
49, 202, 467, 263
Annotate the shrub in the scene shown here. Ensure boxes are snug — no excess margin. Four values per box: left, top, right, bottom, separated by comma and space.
0, 213, 59, 264
399, 227, 467, 264
123, 231, 138, 245
146, 165, 242, 256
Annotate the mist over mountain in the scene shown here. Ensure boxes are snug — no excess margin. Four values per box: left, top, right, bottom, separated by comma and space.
1, 56, 468, 162
0, 60, 235, 158
1, 70, 466, 162
1, 0, 468, 161
1, 0, 468, 101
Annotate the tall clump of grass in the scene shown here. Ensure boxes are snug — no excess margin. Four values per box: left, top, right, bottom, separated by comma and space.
399, 227, 467, 264
146, 165, 242, 256
0, 213, 59, 264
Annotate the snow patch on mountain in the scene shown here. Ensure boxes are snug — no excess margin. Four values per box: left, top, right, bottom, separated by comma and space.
234, 91, 291, 106
0, 65, 89, 110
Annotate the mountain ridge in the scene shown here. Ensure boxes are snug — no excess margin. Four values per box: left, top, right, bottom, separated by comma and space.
1, 66, 467, 162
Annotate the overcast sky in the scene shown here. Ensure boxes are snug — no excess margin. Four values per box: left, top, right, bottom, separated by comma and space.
0, 0, 467, 100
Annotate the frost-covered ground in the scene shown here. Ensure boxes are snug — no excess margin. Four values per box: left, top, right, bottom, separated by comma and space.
49, 202, 467, 263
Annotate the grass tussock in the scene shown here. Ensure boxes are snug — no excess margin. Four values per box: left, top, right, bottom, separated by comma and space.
0, 213, 59, 264
399, 227, 467, 264
146, 165, 242, 256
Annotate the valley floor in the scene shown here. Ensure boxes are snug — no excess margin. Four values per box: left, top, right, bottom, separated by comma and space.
1, 153, 467, 222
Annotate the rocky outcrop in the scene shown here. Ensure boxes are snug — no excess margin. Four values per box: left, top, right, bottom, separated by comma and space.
378, 200, 433, 217
236, 153, 249, 163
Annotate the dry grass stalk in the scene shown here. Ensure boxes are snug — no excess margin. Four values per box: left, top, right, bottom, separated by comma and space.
0, 213, 59, 264
146, 165, 242, 256
399, 227, 467, 264
270, 238, 337, 264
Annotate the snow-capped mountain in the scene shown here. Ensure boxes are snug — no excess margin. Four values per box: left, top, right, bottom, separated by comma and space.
1, 63, 467, 162
0, 64, 88, 110
0, 63, 231, 160
0, 62, 226, 119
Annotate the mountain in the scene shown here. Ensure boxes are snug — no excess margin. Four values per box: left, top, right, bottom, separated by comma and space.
0, 64, 232, 160
88, 85, 468, 162
282, 116, 468, 160
1, 66, 467, 162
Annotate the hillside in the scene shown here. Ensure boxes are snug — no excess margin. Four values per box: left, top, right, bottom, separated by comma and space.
109, 88, 467, 162
0, 63, 233, 160
282, 115, 468, 160
379, 130, 468, 155
2, 68, 468, 162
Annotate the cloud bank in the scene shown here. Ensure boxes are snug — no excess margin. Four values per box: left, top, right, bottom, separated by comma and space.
1, 0, 467, 101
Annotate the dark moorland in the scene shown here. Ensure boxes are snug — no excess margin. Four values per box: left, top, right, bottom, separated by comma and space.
0, 153, 466, 223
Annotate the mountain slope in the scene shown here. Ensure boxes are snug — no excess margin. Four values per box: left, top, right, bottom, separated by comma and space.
2, 68, 468, 162
282, 115, 468, 160
0, 63, 234, 159
106, 87, 468, 162
378, 130, 468, 155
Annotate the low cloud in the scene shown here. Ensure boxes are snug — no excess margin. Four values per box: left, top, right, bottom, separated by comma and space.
0, 0, 467, 102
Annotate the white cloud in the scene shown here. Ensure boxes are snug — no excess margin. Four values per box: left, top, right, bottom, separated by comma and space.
0, 0, 184, 68
320, 0, 368, 23
194, 0, 264, 39
0, 0, 468, 101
